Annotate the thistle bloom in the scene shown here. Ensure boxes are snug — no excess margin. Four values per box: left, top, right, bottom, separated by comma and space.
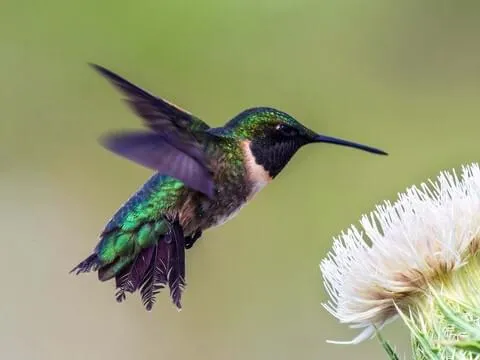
320, 163, 480, 353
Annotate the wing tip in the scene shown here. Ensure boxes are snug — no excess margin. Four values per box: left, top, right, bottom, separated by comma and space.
88, 62, 124, 83
88, 61, 111, 71
88, 62, 108, 76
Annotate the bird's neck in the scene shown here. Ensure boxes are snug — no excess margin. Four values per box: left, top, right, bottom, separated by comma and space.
240, 140, 272, 198
208, 135, 273, 200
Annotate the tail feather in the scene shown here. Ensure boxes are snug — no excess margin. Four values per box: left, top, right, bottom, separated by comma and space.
168, 267, 186, 310
140, 242, 169, 311
138, 218, 186, 310
168, 218, 186, 309
125, 246, 155, 293
70, 253, 100, 274
112, 245, 157, 304
71, 215, 188, 310
115, 267, 130, 303
98, 254, 135, 282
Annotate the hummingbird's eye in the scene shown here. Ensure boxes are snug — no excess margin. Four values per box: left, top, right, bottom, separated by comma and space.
275, 123, 298, 137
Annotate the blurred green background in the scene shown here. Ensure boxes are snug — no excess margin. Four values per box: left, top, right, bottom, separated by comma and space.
2, 0, 480, 359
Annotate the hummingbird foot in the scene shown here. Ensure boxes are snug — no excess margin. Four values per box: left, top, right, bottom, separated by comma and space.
185, 230, 202, 249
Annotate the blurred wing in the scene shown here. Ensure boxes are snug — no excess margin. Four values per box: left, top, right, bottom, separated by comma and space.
90, 63, 210, 133
101, 130, 215, 198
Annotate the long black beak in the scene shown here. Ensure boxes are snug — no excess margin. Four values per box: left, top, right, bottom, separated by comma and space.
314, 134, 388, 155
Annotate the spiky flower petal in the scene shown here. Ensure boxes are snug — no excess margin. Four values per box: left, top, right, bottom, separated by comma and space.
320, 163, 480, 345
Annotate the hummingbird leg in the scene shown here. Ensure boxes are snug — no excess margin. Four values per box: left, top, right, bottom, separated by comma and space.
185, 230, 202, 249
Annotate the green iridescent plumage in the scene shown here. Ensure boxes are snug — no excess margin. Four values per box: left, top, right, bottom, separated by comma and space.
71, 64, 387, 311
96, 175, 181, 267
210, 108, 314, 139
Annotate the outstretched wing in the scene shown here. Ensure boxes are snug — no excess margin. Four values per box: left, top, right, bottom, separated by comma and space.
90, 63, 216, 198
90, 63, 210, 133
101, 130, 214, 197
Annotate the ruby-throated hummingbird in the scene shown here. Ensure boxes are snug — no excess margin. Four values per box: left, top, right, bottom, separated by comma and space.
71, 64, 387, 310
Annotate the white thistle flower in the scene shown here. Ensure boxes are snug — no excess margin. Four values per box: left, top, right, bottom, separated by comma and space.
320, 163, 480, 347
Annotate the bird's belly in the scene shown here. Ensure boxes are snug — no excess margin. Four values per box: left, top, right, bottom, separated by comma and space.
211, 204, 246, 228
208, 181, 267, 229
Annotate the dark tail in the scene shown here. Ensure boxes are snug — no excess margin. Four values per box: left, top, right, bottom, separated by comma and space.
71, 217, 186, 310
115, 236, 185, 310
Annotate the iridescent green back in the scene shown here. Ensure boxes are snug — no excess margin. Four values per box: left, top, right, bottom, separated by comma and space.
96, 174, 184, 266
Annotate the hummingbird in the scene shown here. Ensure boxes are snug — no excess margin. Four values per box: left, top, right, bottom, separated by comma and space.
71, 64, 388, 311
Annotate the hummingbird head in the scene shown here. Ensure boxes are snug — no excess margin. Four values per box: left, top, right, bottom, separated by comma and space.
211, 107, 387, 179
